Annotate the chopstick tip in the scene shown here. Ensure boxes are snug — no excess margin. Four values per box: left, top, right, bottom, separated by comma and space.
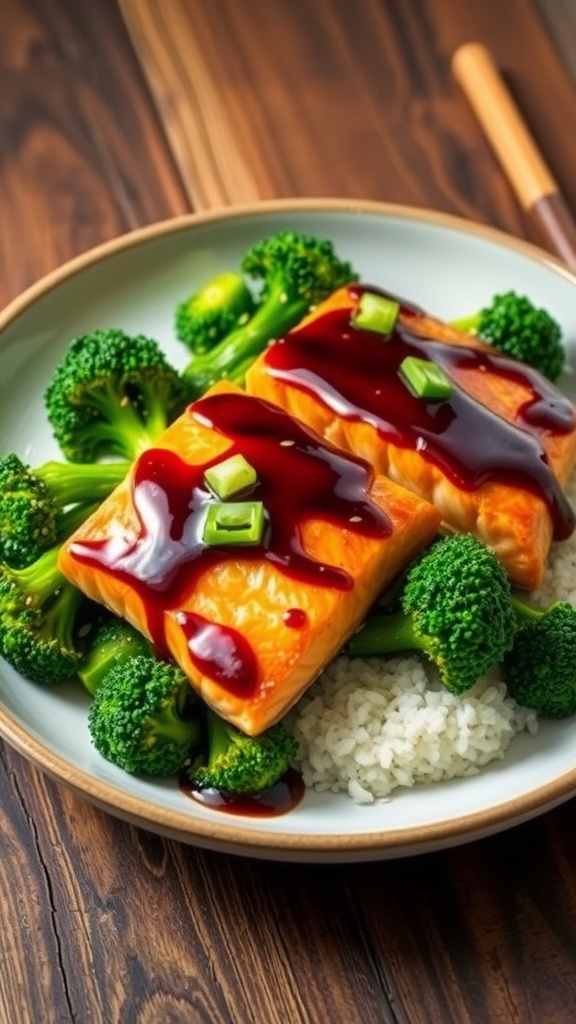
451, 41, 494, 81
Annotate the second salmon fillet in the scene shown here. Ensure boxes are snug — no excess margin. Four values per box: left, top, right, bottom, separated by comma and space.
246, 285, 576, 589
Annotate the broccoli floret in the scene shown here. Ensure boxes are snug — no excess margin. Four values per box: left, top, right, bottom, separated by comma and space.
501, 598, 576, 717
181, 230, 358, 396
44, 328, 189, 462
347, 533, 517, 695
0, 453, 129, 568
188, 704, 298, 795
452, 291, 564, 381
0, 505, 96, 684
78, 616, 152, 696
175, 271, 256, 353
87, 653, 201, 776
0, 454, 56, 569
83, 617, 296, 783
0, 579, 84, 685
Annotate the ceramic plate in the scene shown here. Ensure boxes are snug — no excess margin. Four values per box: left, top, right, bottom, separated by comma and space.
1, 198, 576, 862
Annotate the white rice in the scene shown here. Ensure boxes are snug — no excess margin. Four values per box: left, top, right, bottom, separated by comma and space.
289, 474, 576, 805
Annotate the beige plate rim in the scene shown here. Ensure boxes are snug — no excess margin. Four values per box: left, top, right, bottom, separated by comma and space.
1, 196, 576, 860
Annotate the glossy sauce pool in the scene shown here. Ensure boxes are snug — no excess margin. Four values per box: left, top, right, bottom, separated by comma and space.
179, 766, 306, 818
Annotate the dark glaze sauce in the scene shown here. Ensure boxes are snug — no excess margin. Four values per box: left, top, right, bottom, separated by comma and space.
282, 607, 308, 629
264, 285, 576, 540
69, 391, 391, 697
180, 766, 306, 818
174, 610, 258, 695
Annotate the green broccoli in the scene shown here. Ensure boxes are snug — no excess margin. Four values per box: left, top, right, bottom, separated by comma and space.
451, 291, 564, 381
0, 453, 129, 568
87, 651, 201, 776
175, 271, 256, 353
346, 533, 517, 695
78, 616, 152, 696
187, 704, 298, 795
501, 597, 576, 717
44, 328, 189, 463
0, 504, 97, 685
181, 230, 358, 396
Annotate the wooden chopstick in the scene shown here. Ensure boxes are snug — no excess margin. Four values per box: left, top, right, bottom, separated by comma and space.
452, 42, 576, 272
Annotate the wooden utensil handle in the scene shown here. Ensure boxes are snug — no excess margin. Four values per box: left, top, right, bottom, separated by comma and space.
452, 42, 576, 271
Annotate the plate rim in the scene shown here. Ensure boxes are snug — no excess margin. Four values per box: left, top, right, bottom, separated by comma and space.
2, 197, 575, 333
2, 196, 576, 859
4, 703, 576, 859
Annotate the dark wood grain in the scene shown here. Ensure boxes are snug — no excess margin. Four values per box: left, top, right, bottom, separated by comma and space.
120, 0, 576, 249
2, 1, 576, 1023
536, 0, 576, 85
0, 0, 188, 308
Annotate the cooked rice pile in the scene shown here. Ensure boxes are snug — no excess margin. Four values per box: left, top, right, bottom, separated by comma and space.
531, 471, 576, 610
290, 475, 576, 805
290, 658, 537, 804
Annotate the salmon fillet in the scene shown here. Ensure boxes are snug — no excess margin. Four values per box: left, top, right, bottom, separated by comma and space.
245, 286, 576, 589
58, 382, 441, 734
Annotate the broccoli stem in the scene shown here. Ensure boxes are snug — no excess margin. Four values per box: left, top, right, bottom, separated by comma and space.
182, 279, 311, 395
40, 582, 85, 650
81, 383, 163, 458
151, 702, 202, 747
225, 354, 262, 388
346, 610, 420, 658
10, 546, 62, 608
204, 704, 234, 765
510, 594, 543, 625
78, 622, 152, 696
37, 460, 129, 505
137, 381, 178, 441
449, 313, 481, 334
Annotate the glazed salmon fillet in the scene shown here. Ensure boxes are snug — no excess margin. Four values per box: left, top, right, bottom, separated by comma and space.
245, 285, 576, 589
58, 382, 440, 735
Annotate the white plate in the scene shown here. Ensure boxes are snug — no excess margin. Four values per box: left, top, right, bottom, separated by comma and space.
2, 198, 576, 862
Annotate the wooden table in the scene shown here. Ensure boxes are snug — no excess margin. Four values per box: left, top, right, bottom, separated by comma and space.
2, 1, 576, 1020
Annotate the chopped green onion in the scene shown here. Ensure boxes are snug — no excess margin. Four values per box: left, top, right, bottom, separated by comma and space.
204, 453, 258, 499
399, 356, 452, 399
352, 292, 400, 337
203, 500, 265, 546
